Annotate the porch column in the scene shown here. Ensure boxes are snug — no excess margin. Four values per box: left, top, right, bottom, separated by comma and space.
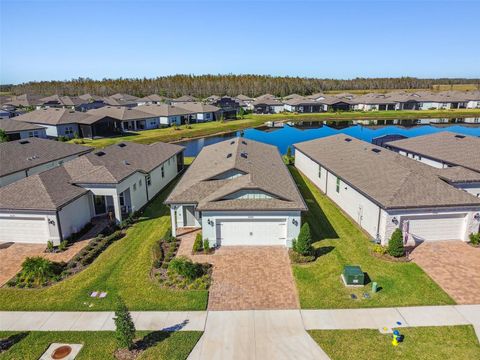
113, 194, 122, 224
133, 121, 137, 130
170, 206, 177, 237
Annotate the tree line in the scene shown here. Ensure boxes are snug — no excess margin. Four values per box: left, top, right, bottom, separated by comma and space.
4, 75, 480, 98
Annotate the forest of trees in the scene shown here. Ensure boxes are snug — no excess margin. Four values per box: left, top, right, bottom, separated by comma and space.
3, 75, 480, 98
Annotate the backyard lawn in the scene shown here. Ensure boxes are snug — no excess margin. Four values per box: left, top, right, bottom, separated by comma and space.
72, 108, 480, 148
290, 167, 454, 308
0, 330, 202, 360
309, 326, 480, 360
0, 180, 208, 311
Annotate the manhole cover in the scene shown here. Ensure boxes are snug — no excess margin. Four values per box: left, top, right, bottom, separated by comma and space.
52, 345, 72, 359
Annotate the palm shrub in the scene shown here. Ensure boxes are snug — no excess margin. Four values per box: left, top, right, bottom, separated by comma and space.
293, 223, 313, 256
387, 228, 405, 257
193, 233, 203, 253
169, 256, 203, 280
469, 232, 480, 246
114, 297, 136, 350
19, 257, 56, 286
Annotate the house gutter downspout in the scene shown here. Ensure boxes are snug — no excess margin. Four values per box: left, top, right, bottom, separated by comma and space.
56, 211, 64, 245
376, 206, 382, 244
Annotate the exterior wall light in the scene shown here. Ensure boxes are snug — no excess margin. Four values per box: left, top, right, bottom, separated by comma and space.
207, 219, 214, 226
474, 213, 480, 221
292, 218, 298, 226
48, 219, 55, 226
392, 217, 399, 225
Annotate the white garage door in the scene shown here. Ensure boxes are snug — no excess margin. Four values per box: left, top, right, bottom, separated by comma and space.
402, 214, 466, 242
0, 216, 49, 244
216, 218, 287, 246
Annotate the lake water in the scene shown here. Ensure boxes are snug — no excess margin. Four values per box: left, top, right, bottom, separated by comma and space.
177, 119, 480, 156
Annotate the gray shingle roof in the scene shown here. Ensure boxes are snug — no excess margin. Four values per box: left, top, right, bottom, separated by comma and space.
385, 132, 480, 173
294, 134, 480, 210
170, 102, 220, 113
13, 108, 93, 126
136, 104, 191, 117
86, 106, 156, 121
166, 138, 306, 211
0, 119, 45, 133
0, 137, 92, 177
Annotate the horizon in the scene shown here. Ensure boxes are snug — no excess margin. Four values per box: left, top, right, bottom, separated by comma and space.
1, 0, 480, 84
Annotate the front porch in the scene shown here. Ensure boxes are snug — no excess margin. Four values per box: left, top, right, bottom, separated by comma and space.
92, 188, 133, 223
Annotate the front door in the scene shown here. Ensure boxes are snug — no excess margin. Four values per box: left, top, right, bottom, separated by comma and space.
183, 206, 196, 226
94, 195, 107, 215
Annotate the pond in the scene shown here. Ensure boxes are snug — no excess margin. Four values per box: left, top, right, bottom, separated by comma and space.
177, 118, 480, 156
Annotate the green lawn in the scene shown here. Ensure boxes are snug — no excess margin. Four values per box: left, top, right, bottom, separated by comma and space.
0, 180, 208, 311
0, 331, 202, 360
72, 108, 480, 149
309, 326, 480, 360
290, 167, 454, 308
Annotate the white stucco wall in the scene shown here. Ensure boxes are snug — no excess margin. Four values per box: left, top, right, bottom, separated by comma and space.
58, 194, 92, 239
146, 154, 179, 198
17, 128, 48, 139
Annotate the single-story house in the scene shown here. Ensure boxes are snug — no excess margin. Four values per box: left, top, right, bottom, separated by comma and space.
252, 98, 284, 114
4, 94, 44, 108
12, 108, 89, 138
35, 95, 100, 112
103, 94, 140, 108
137, 94, 171, 105
283, 97, 323, 113
170, 102, 220, 122
136, 104, 191, 126
165, 138, 307, 247
0, 119, 47, 141
207, 96, 241, 119
0, 141, 184, 245
0, 137, 92, 187
171, 95, 198, 104
235, 94, 254, 110
86, 106, 159, 131
294, 134, 480, 245
385, 132, 480, 197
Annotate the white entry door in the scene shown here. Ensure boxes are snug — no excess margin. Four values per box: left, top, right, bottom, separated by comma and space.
401, 214, 466, 242
0, 216, 49, 244
216, 218, 286, 246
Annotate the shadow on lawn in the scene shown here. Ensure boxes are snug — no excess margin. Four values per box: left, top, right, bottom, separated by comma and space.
136, 320, 189, 351
0, 332, 29, 352
290, 167, 338, 241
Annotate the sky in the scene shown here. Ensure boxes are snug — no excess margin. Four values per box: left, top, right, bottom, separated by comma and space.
1, 0, 479, 84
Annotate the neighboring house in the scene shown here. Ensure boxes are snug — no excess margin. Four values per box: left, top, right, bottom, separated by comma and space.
0, 141, 184, 245
136, 104, 191, 126
283, 97, 323, 113
171, 102, 220, 122
86, 106, 158, 131
208, 96, 241, 119
465, 91, 480, 109
103, 94, 140, 108
35, 95, 96, 111
0, 119, 47, 141
283, 94, 303, 101
235, 94, 254, 110
4, 94, 43, 108
252, 98, 284, 114
171, 95, 198, 104
0, 137, 92, 187
12, 108, 94, 138
352, 93, 397, 111
385, 132, 480, 197
165, 138, 307, 247
294, 134, 480, 245
137, 94, 171, 105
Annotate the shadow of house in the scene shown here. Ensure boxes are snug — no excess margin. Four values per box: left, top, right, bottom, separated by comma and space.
0, 332, 29, 352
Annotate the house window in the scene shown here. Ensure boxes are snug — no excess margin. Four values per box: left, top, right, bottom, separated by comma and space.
146, 174, 151, 186
64, 127, 74, 135
133, 183, 137, 191
318, 166, 322, 178
336, 177, 341, 193
28, 131, 39, 138
161, 166, 165, 178
119, 193, 125, 206
205, 113, 211, 120
139, 179, 142, 187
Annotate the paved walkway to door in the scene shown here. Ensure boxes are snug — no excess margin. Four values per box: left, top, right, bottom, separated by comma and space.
410, 241, 480, 304
177, 229, 300, 310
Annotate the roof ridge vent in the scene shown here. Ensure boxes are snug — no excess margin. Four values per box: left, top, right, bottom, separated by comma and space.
240, 152, 248, 159
454, 134, 465, 139
226, 153, 232, 158
371, 148, 381, 154
344, 138, 352, 142
123, 160, 130, 165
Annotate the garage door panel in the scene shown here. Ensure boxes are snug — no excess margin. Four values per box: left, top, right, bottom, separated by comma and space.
217, 218, 286, 246
402, 214, 466, 242
0, 217, 49, 244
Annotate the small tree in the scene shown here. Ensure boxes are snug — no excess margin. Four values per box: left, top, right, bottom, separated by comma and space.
387, 228, 405, 257
114, 297, 136, 350
0, 129, 8, 143
238, 107, 245, 119
286, 146, 293, 164
193, 233, 203, 253
294, 223, 313, 256
203, 239, 210, 254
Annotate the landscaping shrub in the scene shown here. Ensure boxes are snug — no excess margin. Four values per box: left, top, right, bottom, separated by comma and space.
114, 297, 136, 350
203, 239, 210, 254
72, 231, 124, 268
46, 240, 54, 253
387, 229, 405, 257
17, 257, 60, 287
193, 233, 203, 253
469, 232, 480, 246
289, 250, 315, 264
58, 240, 68, 252
293, 223, 313, 256
373, 244, 387, 255
168, 256, 203, 280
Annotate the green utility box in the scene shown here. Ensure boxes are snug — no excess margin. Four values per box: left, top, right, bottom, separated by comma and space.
342, 265, 364, 286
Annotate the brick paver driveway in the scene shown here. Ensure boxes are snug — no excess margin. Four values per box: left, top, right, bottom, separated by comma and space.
410, 241, 480, 304
177, 229, 300, 310
0, 243, 45, 286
